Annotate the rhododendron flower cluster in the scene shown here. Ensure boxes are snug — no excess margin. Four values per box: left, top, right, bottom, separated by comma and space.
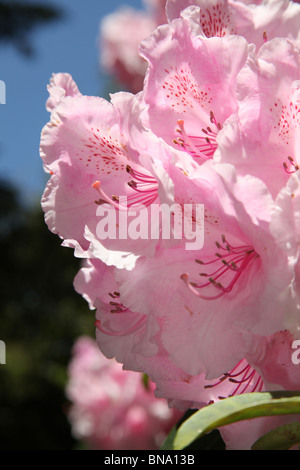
40, 0, 300, 450
66, 336, 181, 450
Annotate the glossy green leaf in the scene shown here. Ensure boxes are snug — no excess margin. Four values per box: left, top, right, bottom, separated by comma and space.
173, 391, 300, 450
160, 425, 177, 450
251, 421, 300, 450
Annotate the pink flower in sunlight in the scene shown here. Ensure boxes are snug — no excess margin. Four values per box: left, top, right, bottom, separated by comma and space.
40, 76, 186, 269
66, 336, 181, 450
154, 329, 300, 450
270, 170, 300, 336
72, 158, 295, 388
139, 9, 250, 164
46, 73, 81, 112
40, 0, 300, 452
166, 0, 300, 47
112, 161, 293, 379
99, 0, 300, 94
216, 37, 300, 198
73, 259, 300, 450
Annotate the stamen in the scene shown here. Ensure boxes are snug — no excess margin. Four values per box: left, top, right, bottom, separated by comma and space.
204, 359, 264, 400
95, 316, 146, 336
125, 167, 158, 207
92, 169, 158, 211
283, 156, 299, 174
92, 181, 128, 211
182, 235, 259, 300
263, 31, 267, 43
174, 117, 220, 160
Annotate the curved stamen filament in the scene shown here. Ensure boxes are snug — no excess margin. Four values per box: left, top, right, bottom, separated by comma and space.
182, 235, 259, 300
126, 166, 159, 207
95, 316, 146, 337
204, 359, 263, 400
174, 117, 220, 160
126, 165, 157, 183
93, 168, 158, 210
92, 181, 128, 211
126, 190, 158, 207
283, 156, 299, 174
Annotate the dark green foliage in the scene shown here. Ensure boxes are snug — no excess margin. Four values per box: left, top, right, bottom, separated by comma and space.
0, 1, 63, 55
0, 181, 94, 449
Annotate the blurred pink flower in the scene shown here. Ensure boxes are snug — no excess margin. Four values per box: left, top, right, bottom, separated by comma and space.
99, 7, 157, 93
99, 1, 167, 93
66, 336, 181, 450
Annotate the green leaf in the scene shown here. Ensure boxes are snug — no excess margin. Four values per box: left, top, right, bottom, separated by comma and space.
142, 373, 150, 390
251, 421, 300, 450
160, 425, 225, 450
173, 391, 300, 450
160, 425, 177, 450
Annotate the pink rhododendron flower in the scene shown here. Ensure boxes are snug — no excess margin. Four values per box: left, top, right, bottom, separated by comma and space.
216, 37, 300, 198
66, 336, 181, 450
40, 0, 300, 452
140, 3, 300, 177
74, 259, 264, 408
154, 329, 300, 449
40, 76, 187, 269
112, 161, 293, 378
73, 158, 293, 381
270, 171, 300, 335
46, 73, 81, 112
166, 0, 300, 47
74, 259, 300, 450
139, 9, 251, 164
219, 329, 300, 450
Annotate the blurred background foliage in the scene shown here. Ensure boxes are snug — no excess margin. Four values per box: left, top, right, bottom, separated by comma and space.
0, 1, 95, 450
0, 0, 63, 56
0, 178, 95, 449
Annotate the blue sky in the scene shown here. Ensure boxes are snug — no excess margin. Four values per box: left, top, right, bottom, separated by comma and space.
0, 0, 144, 205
